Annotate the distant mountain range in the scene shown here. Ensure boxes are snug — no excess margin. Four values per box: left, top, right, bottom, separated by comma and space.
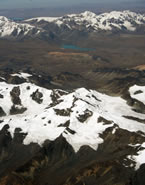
0, 10, 145, 39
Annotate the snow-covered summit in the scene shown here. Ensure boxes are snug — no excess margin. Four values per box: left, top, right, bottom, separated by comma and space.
0, 16, 41, 37
26, 10, 145, 32
0, 16, 9, 22
80, 11, 97, 18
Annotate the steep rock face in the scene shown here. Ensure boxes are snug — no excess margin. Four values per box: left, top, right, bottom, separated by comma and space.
0, 126, 145, 185
131, 164, 145, 185
0, 124, 40, 178
0, 107, 6, 117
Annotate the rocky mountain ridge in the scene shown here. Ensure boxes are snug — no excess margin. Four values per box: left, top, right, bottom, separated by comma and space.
0, 10, 145, 39
0, 72, 145, 184
26, 10, 145, 32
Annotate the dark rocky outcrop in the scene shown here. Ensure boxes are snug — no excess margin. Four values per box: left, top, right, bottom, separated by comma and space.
0, 94, 3, 99
131, 164, 145, 185
54, 108, 72, 117
10, 86, 21, 105
10, 105, 27, 115
122, 91, 145, 114
134, 90, 143, 95
9, 86, 27, 115
98, 116, 113, 125
31, 89, 43, 104
0, 124, 40, 180
0, 107, 6, 117
0, 124, 144, 185
7, 76, 26, 85
58, 120, 70, 127
77, 109, 93, 123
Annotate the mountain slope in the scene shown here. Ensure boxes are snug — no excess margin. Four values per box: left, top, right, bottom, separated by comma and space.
0, 16, 41, 38
0, 73, 145, 162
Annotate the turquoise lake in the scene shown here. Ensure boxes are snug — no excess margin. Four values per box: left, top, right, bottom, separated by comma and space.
11, 18, 24, 21
62, 45, 95, 51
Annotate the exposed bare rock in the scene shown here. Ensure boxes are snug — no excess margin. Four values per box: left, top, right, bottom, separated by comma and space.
10, 86, 21, 105
0, 107, 6, 117
77, 109, 93, 123
31, 89, 43, 104
131, 164, 145, 185
10, 105, 27, 115
7, 76, 26, 85
0, 94, 4, 99
54, 108, 72, 117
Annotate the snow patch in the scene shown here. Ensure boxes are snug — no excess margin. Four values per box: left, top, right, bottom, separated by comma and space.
129, 85, 145, 105
128, 143, 145, 170
11, 73, 32, 80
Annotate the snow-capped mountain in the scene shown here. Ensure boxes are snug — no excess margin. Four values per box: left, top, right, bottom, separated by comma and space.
0, 72, 145, 184
0, 16, 41, 38
26, 10, 145, 32
0, 10, 145, 39
0, 72, 145, 169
